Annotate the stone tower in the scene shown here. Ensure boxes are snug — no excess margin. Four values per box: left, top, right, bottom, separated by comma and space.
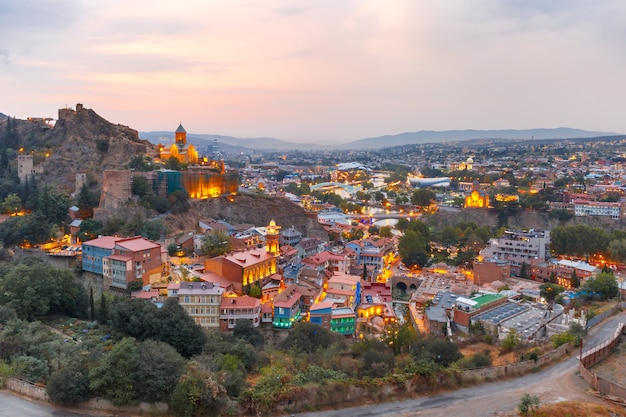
17, 155, 34, 182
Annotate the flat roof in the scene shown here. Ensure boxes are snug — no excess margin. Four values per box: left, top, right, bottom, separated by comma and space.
472, 293, 504, 308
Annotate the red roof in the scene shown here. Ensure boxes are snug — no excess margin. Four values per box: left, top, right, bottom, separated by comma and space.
223, 249, 275, 267
220, 295, 260, 309
83, 236, 123, 249
106, 254, 132, 262
117, 237, 160, 252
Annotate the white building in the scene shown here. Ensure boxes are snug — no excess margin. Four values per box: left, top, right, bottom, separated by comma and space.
480, 229, 551, 262
574, 201, 622, 220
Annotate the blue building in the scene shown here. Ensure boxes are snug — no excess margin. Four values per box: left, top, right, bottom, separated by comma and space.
272, 284, 302, 329
81, 236, 121, 274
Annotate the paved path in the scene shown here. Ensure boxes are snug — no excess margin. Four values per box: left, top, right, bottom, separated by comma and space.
2, 313, 624, 417
292, 312, 626, 417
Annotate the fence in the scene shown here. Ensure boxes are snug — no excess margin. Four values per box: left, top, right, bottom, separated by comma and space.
586, 301, 625, 328
5, 378, 49, 401
578, 322, 626, 400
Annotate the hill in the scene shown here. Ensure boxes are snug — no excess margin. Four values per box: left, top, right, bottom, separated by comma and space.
4, 103, 155, 191
159, 193, 328, 240
338, 128, 620, 150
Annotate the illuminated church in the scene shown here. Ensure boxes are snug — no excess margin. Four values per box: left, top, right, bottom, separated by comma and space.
159, 124, 199, 164
465, 180, 489, 208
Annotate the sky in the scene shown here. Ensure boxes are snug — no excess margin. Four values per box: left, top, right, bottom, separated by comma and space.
1, 0, 626, 144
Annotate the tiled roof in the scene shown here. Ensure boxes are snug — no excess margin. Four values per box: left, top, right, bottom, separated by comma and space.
220, 295, 260, 308
83, 236, 123, 249
223, 249, 274, 267
106, 254, 132, 262
117, 237, 160, 252
273, 285, 302, 308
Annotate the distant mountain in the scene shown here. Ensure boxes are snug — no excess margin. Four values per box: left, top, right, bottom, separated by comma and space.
141, 127, 623, 152
338, 128, 621, 150
140, 131, 327, 153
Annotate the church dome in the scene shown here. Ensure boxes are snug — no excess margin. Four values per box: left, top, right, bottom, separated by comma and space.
466, 156, 474, 165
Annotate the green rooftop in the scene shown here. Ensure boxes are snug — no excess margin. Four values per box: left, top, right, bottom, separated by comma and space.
471, 294, 504, 309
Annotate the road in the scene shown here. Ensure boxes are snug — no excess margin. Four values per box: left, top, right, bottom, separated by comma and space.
0, 391, 108, 417
1, 313, 623, 417
293, 312, 626, 417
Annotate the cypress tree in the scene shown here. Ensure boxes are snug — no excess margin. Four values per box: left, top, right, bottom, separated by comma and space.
98, 295, 108, 324
90, 288, 95, 321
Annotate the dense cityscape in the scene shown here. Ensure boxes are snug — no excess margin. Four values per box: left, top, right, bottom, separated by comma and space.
0, 105, 626, 416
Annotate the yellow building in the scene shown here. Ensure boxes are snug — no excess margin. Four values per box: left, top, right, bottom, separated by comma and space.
159, 124, 199, 164
465, 180, 489, 208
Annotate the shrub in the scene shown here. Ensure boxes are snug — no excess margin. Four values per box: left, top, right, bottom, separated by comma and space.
518, 393, 540, 416
46, 361, 90, 405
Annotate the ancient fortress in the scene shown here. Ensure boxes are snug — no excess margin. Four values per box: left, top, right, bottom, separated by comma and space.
97, 124, 238, 212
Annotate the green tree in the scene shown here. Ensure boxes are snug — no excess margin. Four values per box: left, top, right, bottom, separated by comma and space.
98, 294, 109, 324
46, 359, 90, 405
233, 319, 265, 348
501, 328, 522, 352
608, 238, 626, 264
135, 339, 186, 402
381, 321, 417, 355
157, 298, 207, 358
398, 229, 429, 268
379, 225, 393, 238
110, 297, 159, 339
0, 213, 52, 246
76, 218, 103, 242
539, 283, 564, 303
0, 193, 21, 214
170, 361, 226, 417
411, 188, 436, 209
165, 156, 182, 170
90, 288, 95, 322
167, 242, 178, 257
519, 262, 529, 279
131, 175, 151, 197
583, 271, 619, 300
89, 337, 139, 405
0, 260, 88, 320
168, 190, 190, 214
128, 155, 154, 171
76, 183, 99, 220
248, 282, 262, 299
200, 231, 232, 258
413, 337, 462, 367
213, 353, 247, 397
280, 322, 344, 354
12, 355, 48, 383
396, 217, 409, 232
361, 344, 395, 377
141, 219, 166, 241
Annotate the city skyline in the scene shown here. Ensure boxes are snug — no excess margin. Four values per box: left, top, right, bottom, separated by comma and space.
1, 0, 626, 144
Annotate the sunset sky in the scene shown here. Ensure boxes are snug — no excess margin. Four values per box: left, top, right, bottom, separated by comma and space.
1, 0, 625, 144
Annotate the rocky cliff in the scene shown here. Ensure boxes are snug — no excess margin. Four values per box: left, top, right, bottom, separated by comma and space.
163, 194, 328, 240
10, 103, 156, 191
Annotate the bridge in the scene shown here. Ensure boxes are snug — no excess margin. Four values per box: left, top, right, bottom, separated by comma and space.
348, 212, 422, 222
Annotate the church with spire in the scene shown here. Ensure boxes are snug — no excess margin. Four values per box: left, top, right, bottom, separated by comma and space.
158, 123, 199, 164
